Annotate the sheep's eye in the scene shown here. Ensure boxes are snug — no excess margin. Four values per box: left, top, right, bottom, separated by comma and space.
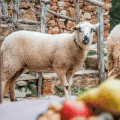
90, 28, 93, 33
79, 28, 82, 32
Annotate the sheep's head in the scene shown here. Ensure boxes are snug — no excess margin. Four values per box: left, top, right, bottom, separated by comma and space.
71, 22, 100, 45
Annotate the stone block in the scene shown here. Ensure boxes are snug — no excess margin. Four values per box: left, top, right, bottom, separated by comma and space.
16, 81, 27, 86
18, 13, 36, 21
58, 2, 70, 7
16, 74, 38, 81
60, 10, 66, 16
66, 21, 76, 30
68, 7, 75, 18
20, 2, 30, 9
15, 88, 26, 98
43, 80, 53, 86
8, 9, 13, 15
51, 0, 58, 2
48, 27, 60, 34
83, 12, 91, 20
83, 6, 96, 11
43, 86, 52, 95
58, 21, 65, 29
86, 55, 98, 69
58, 7, 64, 10
47, 20, 56, 27
19, 9, 26, 15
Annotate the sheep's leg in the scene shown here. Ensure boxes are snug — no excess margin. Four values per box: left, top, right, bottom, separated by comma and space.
56, 72, 69, 99
66, 73, 73, 99
9, 68, 24, 101
2, 53, 23, 101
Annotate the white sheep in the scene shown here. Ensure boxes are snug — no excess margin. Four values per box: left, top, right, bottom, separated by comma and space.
1, 22, 100, 101
107, 24, 120, 79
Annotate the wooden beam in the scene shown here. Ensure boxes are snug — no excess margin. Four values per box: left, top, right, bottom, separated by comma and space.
85, 0, 106, 9
47, 9, 76, 22
74, 0, 80, 24
13, 0, 19, 31
1, 0, 8, 16
0, 2, 2, 16
40, 0, 48, 33
38, 0, 50, 96
38, 72, 43, 96
0, 16, 2, 104
96, 6, 105, 83
18, 19, 41, 25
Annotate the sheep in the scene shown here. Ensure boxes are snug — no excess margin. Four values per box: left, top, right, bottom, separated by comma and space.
1, 21, 100, 101
107, 24, 120, 78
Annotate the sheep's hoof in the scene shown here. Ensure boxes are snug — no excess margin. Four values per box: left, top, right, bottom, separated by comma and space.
64, 85, 69, 90
11, 98, 17, 102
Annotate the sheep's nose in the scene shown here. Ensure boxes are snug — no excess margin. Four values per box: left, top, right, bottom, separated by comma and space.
82, 36, 89, 45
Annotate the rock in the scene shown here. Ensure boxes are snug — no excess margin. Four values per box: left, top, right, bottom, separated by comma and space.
8, 9, 13, 15
18, 13, 36, 21
48, 27, 60, 34
60, 10, 66, 16
20, 2, 29, 9
83, 6, 96, 11
66, 21, 76, 30
51, 0, 58, 2
19, 9, 26, 15
53, 6, 58, 10
26, 89, 32, 96
86, 54, 108, 70
47, 13, 54, 19
105, 3, 112, 10
58, 21, 65, 29
68, 7, 75, 18
47, 20, 56, 27
83, 12, 91, 20
43, 86, 52, 95
56, 19, 66, 22
64, 0, 70, 1
104, 19, 110, 25
35, 4, 40, 9
104, 25, 110, 32
59, 7, 64, 10
16, 74, 38, 81
89, 44, 97, 50
1, 24, 10, 29
86, 55, 98, 69
16, 81, 27, 86
58, 2, 70, 7
15, 87, 26, 98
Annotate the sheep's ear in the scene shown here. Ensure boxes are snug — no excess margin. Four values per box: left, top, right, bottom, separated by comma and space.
92, 23, 100, 31
71, 26, 79, 31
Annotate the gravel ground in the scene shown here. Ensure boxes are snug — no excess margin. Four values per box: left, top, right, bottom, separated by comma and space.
3, 95, 77, 103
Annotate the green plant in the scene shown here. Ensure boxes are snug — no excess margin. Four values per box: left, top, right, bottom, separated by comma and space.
87, 51, 96, 56
55, 85, 64, 97
71, 86, 87, 96
104, 53, 107, 56
84, 59, 90, 69
15, 85, 21, 91
25, 80, 36, 94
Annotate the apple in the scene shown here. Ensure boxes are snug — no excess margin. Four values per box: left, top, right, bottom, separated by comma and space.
60, 100, 92, 120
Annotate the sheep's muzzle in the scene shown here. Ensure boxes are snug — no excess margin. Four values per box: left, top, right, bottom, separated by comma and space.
82, 36, 89, 45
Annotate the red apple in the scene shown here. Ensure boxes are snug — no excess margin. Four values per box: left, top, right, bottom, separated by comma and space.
60, 100, 92, 120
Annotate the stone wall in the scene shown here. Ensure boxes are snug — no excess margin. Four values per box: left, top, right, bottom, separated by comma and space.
1, 0, 111, 96
1, 0, 111, 43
